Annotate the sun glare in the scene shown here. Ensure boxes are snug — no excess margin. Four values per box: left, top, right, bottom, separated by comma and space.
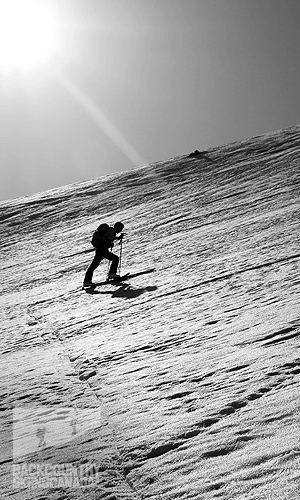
0, 0, 59, 70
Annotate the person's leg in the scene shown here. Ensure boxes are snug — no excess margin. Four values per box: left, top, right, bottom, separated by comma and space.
84, 249, 103, 282
102, 249, 119, 275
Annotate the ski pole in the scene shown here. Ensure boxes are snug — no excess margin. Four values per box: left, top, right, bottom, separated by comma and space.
107, 247, 112, 280
119, 237, 123, 276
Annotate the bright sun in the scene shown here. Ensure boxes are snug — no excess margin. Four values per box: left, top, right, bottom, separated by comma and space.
0, 0, 59, 70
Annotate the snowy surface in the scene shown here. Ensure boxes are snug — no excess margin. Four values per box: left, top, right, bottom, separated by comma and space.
1, 125, 300, 499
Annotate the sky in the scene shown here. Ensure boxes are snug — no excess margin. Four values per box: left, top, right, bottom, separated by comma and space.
0, 0, 300, 202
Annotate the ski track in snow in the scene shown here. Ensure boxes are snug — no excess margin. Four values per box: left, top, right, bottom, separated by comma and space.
0, 125, 300, 499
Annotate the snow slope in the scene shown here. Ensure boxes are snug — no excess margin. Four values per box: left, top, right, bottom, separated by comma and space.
1, 125, 300, 499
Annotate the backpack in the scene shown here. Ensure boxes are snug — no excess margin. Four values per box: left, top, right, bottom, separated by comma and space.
91, 223, 109, 248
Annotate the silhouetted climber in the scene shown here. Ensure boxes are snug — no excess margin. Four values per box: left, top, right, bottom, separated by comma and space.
83, 222, 124, 286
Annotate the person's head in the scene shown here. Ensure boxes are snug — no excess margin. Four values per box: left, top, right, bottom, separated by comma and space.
114, 221, 124, 234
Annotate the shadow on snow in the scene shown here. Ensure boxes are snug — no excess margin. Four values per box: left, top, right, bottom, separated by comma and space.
85, 284, 158, 299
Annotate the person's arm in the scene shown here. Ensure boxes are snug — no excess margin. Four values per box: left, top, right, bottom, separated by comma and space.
106, 227, 115, 248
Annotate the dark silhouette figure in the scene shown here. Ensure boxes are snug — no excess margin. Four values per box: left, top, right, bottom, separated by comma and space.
84, 222, 124, 286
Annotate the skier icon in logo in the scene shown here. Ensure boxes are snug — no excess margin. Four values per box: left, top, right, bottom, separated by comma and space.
70, 419, 77, 436
36, 427, 47, 448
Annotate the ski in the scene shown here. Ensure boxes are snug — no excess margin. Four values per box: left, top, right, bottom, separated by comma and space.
82, 268, 155, 290
106, 272, 130, 283
82, 273, 130, 289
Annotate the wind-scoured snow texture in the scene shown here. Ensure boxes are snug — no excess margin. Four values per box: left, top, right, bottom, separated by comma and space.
1, 125, 300, 500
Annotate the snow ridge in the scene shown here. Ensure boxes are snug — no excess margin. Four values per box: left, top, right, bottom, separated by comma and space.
1, 125, 300, 499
